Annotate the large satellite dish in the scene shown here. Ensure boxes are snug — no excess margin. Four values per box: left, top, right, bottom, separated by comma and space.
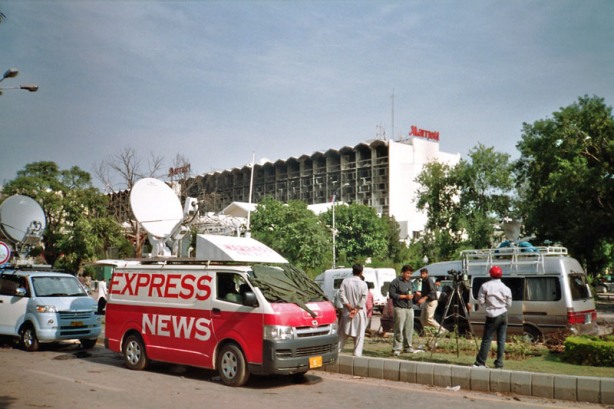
130, 178, 184, 256
130, 178, 183, 238
0, 195, 46, 245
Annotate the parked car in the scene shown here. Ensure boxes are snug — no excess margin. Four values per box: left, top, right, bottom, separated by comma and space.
0, 267, 101, 351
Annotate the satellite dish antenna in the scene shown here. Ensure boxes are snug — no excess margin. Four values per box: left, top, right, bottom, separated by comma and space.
0, 194, 46, 259
130, 178, 184, 257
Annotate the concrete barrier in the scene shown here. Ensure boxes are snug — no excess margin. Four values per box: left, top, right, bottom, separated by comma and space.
322, 354, 614, 405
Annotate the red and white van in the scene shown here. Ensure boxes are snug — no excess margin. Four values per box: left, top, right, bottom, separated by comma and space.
104, 234, 338, 386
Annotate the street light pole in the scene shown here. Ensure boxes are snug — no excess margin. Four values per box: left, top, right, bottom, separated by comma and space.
332, 183, 349, 269
0, 68, 38, 95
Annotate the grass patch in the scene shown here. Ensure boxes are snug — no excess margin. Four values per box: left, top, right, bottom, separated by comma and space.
344, 332, 614, 378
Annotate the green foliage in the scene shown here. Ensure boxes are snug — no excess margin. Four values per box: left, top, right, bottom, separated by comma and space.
320, 203, 389, 264
562, 335, 614, 367
415, 145, 517, 261
1, 161, 130, 272
250, 198, 331, 276
515, 95, 614, 273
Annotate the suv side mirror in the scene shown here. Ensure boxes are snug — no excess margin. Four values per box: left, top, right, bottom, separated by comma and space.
15, 287, 27, 297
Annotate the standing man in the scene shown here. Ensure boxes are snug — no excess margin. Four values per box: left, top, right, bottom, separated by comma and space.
473, 265, 512, 369
415, 268, 447, 335
388, 265, 415, 356
338, 264, 369, 356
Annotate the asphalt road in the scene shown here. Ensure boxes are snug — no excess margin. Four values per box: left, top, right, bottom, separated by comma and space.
0, 342, 607, 409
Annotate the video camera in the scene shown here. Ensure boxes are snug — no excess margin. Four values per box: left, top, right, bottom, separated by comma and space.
447, 269, 468, 288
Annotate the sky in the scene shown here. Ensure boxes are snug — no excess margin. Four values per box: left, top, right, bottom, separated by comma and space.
1, 1, 613, 191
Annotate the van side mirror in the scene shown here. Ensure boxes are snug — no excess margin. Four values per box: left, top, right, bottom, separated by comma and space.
15, 287, 27, 297
242, 291, 259, 308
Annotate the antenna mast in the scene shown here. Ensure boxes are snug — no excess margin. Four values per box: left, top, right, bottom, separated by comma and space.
391, 89, 395, 140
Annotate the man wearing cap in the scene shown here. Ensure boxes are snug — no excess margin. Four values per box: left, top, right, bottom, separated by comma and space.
473, 265, 512, 368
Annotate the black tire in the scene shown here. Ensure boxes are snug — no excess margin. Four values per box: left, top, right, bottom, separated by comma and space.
523, 326, 542, 343
21, 324, 40, 352
217, 343, 250, 387
80, 338, 97, 349
123, 334, 149, 370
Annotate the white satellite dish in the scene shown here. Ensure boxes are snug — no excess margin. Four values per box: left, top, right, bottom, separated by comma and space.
130, 178, 183, 238
0, 195, 46, 245
130, 178, 185, 257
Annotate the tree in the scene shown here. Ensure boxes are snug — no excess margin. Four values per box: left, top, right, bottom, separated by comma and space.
94, 147, 165, 193
1, 162, 130, 272
515, 95, 614, 273
250, 198, 331, 276
415, 161, 463, 261
415, 145, 517, 261
455, 144, 517, 249
320, 203, 389, 265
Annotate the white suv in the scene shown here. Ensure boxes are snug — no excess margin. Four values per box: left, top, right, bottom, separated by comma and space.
0, 268, 101, 351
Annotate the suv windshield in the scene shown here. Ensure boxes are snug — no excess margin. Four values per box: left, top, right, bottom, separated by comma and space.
32, 276, 87, 297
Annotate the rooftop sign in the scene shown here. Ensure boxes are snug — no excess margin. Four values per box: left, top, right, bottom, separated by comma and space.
409, 125, 439, 142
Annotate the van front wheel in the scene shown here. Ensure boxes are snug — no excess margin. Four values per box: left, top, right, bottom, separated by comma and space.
217, 343, 250, 387
123, 334, 149, 370
21, 324, 40, 352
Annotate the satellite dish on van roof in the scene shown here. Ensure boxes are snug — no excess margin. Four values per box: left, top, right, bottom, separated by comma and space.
0, 194, 46, 245
130, 178, 183, 239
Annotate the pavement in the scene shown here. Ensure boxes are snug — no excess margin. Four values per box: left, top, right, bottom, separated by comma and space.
322, 295, 614, 405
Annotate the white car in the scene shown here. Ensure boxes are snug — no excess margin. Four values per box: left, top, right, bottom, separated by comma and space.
0, 268, 101, 351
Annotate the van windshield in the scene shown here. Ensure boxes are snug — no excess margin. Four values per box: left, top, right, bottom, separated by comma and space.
32, 276, 88, 297
249, 264, 327, 317
568, 273, 590, 300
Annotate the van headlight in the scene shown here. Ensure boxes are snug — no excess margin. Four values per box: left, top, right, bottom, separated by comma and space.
264, 325, 294, 341
36, 305, 57, 313
330, 322, 338, 335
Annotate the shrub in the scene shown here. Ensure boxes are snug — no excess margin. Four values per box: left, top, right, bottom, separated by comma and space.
562, 335, 614, 366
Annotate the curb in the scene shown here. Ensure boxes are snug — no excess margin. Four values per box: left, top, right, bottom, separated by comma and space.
321, 354, 614, 405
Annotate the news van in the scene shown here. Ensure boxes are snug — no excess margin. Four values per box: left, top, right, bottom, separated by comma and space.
104, 234, 338, 387
314, 267, 396, 312
415, 245, 599, 341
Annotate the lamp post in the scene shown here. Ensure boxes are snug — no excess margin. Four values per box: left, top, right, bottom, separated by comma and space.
0, 68, 38, 95
332, 183, 349, 269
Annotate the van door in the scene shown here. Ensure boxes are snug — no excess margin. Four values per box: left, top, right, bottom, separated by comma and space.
470, 277, 524, 337
0, 275, 29, 336
210, 272, 264, 364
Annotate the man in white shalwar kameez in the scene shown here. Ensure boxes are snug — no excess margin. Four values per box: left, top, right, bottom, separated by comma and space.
338, 264, 368, 356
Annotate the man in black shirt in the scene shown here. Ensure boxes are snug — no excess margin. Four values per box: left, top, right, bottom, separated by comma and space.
415, 268, 447, 335
388, 265, 415, 355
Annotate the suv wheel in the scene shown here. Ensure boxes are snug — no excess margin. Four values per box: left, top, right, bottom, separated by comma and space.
21, 324, 40, 352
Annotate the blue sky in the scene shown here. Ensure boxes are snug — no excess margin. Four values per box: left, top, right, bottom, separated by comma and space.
1, 1, 613, 190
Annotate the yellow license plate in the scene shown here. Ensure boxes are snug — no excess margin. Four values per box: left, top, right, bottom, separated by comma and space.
309, 355, 322, 369
71, 321, 83, 327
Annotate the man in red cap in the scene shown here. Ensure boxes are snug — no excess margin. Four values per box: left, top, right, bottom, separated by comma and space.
473, 265, 512, 369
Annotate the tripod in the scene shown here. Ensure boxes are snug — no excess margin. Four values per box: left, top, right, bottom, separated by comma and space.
428, 282, 475, 357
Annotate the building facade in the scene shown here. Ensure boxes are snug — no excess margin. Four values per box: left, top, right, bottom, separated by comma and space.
183, 133, 460, 241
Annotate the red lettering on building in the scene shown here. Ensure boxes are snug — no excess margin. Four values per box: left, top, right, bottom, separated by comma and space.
409, 125, 440, 142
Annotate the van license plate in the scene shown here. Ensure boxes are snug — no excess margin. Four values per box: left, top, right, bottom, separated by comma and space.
71, 321, 83, 327
309, 356, 322, 369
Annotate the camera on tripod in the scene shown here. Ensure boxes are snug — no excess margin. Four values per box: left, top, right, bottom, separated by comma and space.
447, 269, 468, 288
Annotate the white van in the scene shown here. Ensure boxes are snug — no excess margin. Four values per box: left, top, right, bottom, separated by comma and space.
0, 267, 102, 351
414, 245, 599, 341
314, 267, 397, 312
